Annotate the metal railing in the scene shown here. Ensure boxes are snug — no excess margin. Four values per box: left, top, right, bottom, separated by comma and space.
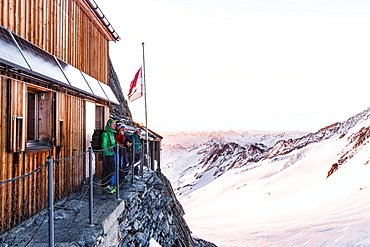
0, 140, 161, 246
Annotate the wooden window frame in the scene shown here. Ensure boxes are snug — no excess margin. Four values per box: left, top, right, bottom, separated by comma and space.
7, 78, 58, 153
25, 88, 54, 151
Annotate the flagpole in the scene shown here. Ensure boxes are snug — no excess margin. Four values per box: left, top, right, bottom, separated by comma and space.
142, 42, 150, 169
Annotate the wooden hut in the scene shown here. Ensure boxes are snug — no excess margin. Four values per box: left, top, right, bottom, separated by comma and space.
134, 123, 163, 172
0, 0, 120, 233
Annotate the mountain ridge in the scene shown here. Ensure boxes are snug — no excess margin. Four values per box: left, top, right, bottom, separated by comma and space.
161, 107, 370, 246
163, 108, 370, 192
162, 130, 308, 148
264, 108, 370, 159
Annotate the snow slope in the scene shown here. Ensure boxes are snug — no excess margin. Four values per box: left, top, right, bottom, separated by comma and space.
162, 109, 370, 246
162, 130, 305, 197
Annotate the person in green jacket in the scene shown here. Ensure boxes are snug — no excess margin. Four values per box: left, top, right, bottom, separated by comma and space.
101, 119, 117, 193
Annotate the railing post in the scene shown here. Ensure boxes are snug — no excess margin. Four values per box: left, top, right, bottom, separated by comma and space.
115, 145, 120, 199
88, 147, 93, 225
156, 141, 161, 173
140, 141, 144, 176
131, 140, 135, 184
47, 156, 54, 247
150, 141, 155, 171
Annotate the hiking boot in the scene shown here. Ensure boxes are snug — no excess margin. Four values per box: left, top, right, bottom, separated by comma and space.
110, 185, 117, 193
102, 186, 110, 194
119, 179, 129, 185
103, 185, 116, 194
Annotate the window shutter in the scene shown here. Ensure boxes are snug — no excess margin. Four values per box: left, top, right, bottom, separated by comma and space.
8, 79, 26, 152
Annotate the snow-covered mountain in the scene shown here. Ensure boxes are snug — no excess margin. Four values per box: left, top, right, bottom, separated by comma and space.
161, 109, 370, 247
161, 130, 306, 148
162, 130, 307, 197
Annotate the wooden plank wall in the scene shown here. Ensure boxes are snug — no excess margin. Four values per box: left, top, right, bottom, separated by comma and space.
0, 76, 12, 233
0, 0, 113, 233
0, 0, 109, 85
53, 92, 86, 201
0, 76, 87, 233
0, 76, 36, 233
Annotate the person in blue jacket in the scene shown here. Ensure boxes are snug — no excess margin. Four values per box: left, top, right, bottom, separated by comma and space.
130, 129, 143, 175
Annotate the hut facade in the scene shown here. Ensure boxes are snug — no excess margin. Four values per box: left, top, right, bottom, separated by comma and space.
0, 0, 120, 233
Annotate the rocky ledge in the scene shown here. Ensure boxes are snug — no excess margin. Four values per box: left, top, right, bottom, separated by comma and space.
0, 169, 216, 247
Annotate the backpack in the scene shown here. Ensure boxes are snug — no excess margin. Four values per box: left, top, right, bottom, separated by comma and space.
91, 129, 106, 151
124, 133, 133, 148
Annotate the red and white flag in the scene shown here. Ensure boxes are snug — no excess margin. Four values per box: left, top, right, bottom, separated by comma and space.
127, 67, 143, 102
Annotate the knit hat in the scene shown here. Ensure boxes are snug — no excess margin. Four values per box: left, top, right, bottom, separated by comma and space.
107, 119, 116, 126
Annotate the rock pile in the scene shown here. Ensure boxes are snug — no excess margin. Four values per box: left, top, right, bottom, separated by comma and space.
119, 170, 216, 247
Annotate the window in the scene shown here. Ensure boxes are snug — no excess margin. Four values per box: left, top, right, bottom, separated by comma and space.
27, 92, 38, 141
26, 90, 53, 148
6, 77, 57, 152
6, 79, 56, 152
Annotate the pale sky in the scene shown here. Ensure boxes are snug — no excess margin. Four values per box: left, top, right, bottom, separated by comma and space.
96, 0, 370, 132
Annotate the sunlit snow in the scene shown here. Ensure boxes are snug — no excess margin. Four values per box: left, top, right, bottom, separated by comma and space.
149, 238, 162, 247
162, 122, 370, 246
